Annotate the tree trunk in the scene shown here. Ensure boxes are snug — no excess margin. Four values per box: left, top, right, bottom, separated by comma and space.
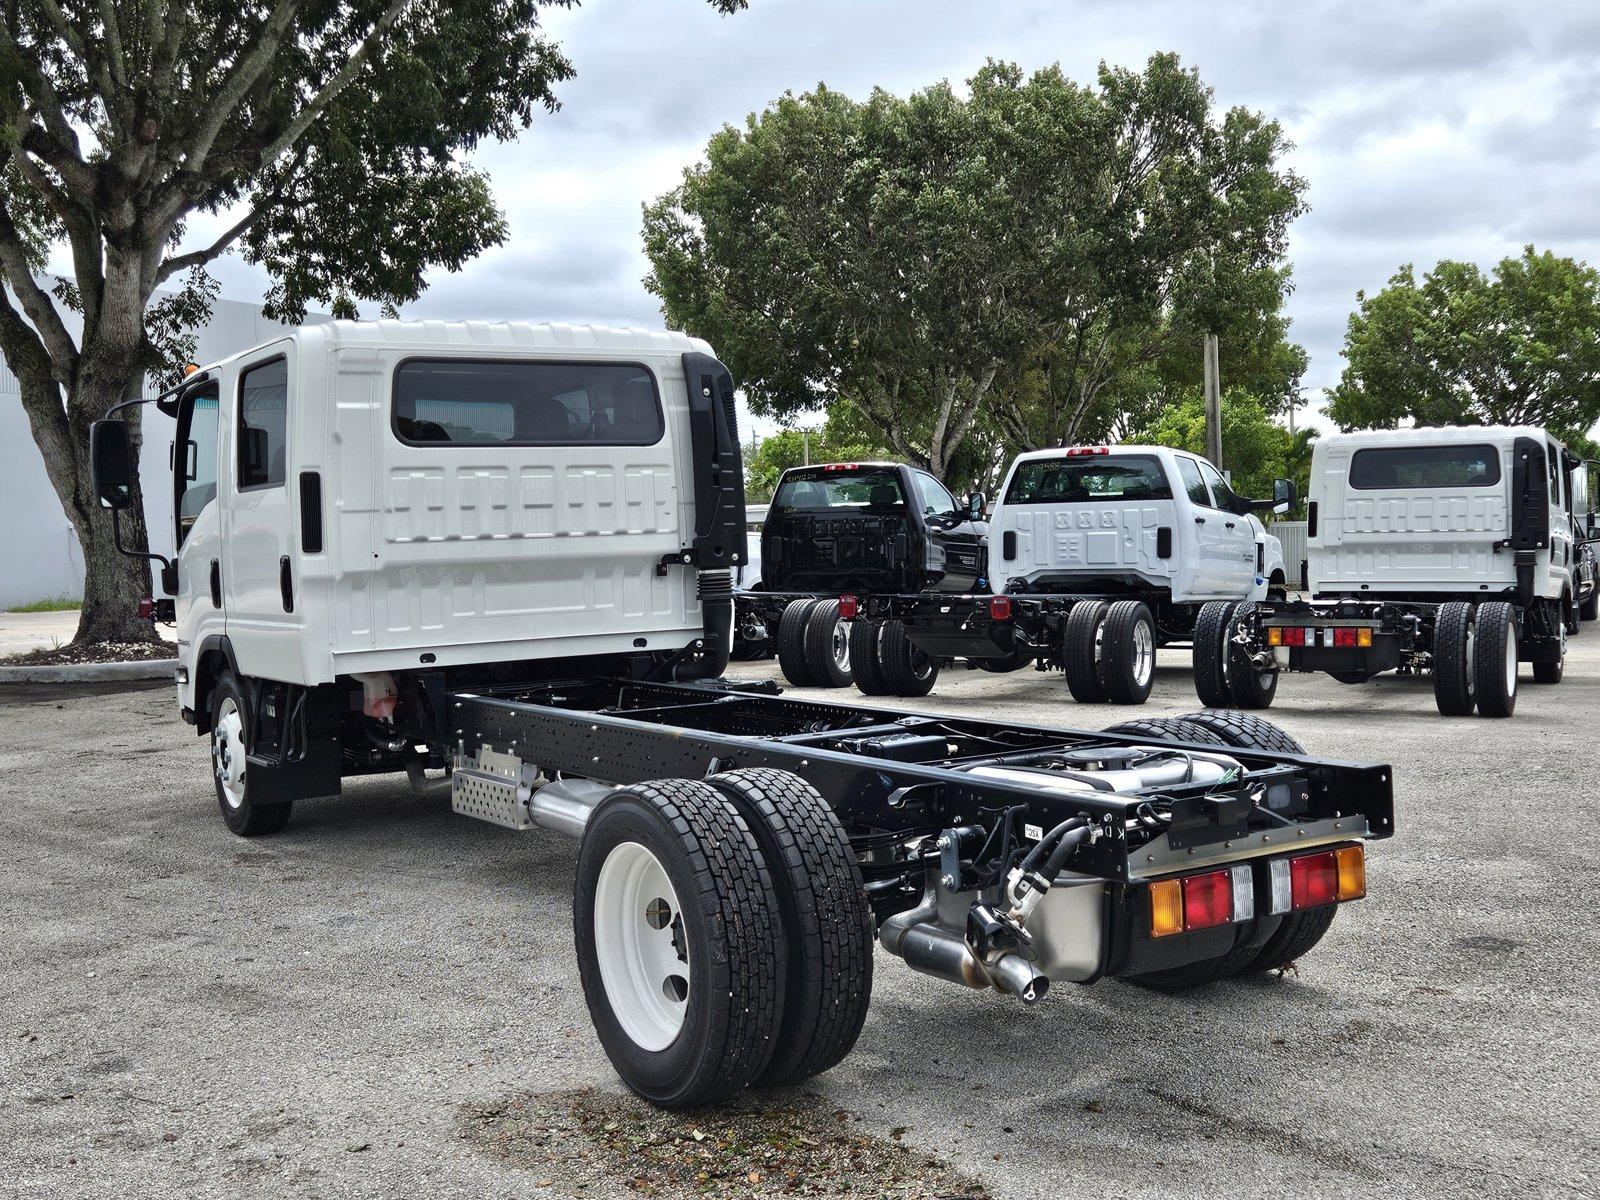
66, 370, 163, 647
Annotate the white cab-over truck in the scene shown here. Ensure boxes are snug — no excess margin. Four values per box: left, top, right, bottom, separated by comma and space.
857, 445, 1292, 703
1192, 426, 1600, 717
90, 322, 1390, 1109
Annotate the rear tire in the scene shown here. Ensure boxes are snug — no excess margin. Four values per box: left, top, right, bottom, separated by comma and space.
1191, 600, 1236, 709
849, 620, 893, 696
1222, 601, 1277, 709
1473, 601, 1518, 717
776, 599, 821, 688
1101, 716, 1228, 746
1100, 600, 1157, 705
574, 778, 784, 1109
706, 769, 874, 1087
1532, 615, 1565, 684
1177, 710, 1305, 754
1242, 905, 1339, 975
210, 671, 293, 837
802, 600, 854, 688
878, 620, 939, 697
1062, 600, 1109, 703
1431, 601, 1476, 715
1582, 587, 1598, 622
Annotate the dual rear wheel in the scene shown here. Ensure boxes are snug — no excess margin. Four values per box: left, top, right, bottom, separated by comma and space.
574, 770, 874, 1108
1062, 599, 1157, 704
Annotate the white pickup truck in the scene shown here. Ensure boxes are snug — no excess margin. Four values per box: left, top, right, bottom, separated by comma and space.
856, 445, 1292, 703
1193, 425, 1599, 717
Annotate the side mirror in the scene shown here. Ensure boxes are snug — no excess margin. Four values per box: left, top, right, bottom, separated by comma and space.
90, 420, 134, 510
1273, 478, 1295, 516
966, 491, 986, 520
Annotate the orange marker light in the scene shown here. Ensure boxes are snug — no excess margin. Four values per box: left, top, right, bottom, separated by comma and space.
1149, 879, 1183, 938
182, 362, 200, 377
1335, 845, 1367, 901
1266, 626, 1284, 647
1357, 627, 1373, 647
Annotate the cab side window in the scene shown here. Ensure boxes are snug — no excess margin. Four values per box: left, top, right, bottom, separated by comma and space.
1175, 457, 1213, 508
238, 357, 288, 490
176, 386, 220, 547
1198, 461, 1237, 512
1548, 443, 1562, 507
914, 471, 960, 523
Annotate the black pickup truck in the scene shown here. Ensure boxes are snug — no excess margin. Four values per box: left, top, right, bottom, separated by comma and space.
735, 462, 988, 689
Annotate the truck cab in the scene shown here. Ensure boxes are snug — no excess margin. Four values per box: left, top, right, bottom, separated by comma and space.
759, 462, 987, 594
989, 445, 1287, 603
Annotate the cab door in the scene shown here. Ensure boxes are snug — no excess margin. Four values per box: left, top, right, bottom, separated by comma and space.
1196, 460, 1258, 598
1547, 438, 1574, 602
173, 381, 224, 676
222, 349, 301, 679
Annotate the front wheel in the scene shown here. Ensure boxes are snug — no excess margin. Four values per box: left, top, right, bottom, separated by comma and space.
574, 779, 785, 1109
210, 671, 293, 837
1581, 586, 1599, 622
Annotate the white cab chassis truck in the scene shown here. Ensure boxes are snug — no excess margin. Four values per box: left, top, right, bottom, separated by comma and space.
90, 323, 1390, 1109
1193, 426, 1600, 717
857, 446, 1292, 704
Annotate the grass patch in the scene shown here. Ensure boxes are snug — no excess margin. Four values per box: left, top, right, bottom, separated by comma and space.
6, 596, 81, 613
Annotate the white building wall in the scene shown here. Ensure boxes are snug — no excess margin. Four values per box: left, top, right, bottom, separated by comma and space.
0, 294, 322, 607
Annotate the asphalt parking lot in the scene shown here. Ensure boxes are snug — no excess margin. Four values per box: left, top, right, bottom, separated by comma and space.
2, 643, 1597, 1199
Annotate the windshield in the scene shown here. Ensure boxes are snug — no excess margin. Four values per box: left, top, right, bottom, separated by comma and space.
773, 469, 906, 511
1004, 455, 1173, 504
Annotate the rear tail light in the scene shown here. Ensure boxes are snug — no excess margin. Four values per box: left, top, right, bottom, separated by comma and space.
1356, 627, 1373, 647
838, 594, 859, 620
821, 463, 862, 472
1063, 446, 1110, 456
1182, 870, 1233, 931
1150, 864, 1255, 937
1267, 626, 1283, 646
137, 597, 155, 620
1282, 626, 1306, 647
1335, 845, 1367, 900
1289, 851, 1339, 909
1334, 627, 1357, 648
988, 595, 1012, 621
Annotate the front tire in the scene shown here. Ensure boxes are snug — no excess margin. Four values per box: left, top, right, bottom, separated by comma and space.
574, 779, 785, 1109
210, 671, 293, 837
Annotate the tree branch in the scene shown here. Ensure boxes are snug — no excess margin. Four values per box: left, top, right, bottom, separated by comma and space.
0, 206, 79, 379
156, 206, 259, 285
0, 287, 82, 533
175, 0, 305, 176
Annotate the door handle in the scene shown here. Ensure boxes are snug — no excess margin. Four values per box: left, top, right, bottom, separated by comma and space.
209, 559, 222, 608
1225, 521, 1237, 529
1195, 516, 1207, 524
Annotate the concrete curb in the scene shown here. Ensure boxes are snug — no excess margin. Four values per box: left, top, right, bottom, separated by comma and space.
0, 659, 177, 684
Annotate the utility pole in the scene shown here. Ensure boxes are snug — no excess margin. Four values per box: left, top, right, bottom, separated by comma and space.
1203, 333, 1222, 468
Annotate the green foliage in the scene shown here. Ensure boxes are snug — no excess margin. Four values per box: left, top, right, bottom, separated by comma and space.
5, 595, 81, 612
1131, 391, 1314, 509
645, 54, 1307, 480
1329, 247, 1600, 435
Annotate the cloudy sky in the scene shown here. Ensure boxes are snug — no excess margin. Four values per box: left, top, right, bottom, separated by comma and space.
191, 0, 1600, 435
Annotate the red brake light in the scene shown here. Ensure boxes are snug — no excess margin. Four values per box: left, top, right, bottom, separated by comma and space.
838, 594, 859, 620
822, 463, 860, 472
1289, 851, 1339, 909
137, 597, 156, 620
1334, 627, 1357, 648
1181, 870, 1233, 930
988, 596, 1012, 621
1063, 446, 1110, 457
1281, 626, 1306, 647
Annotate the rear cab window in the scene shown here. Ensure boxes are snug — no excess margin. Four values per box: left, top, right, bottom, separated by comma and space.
392, 359, 664, 446
1004, 454, 1174, 504
1347, 445, 1502, 490
773, 467, 906, 512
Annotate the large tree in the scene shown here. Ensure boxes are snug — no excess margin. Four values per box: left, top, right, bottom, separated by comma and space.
644, 54, 1306, 481
1328, 247, 1600, 439
0, 0, 741, 647
1131, 389, 1314, 510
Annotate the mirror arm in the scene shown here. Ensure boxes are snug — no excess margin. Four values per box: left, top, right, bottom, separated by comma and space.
110, 508, 174, 577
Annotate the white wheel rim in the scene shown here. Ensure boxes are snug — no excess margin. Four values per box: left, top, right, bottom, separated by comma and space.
1465, 625, 1475, 698
213, 698, 246, 809
1504, 627, 1517, 696
833, 618, 851, 672
1132, 619, 1155, 687
593, 841, 690, 1052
